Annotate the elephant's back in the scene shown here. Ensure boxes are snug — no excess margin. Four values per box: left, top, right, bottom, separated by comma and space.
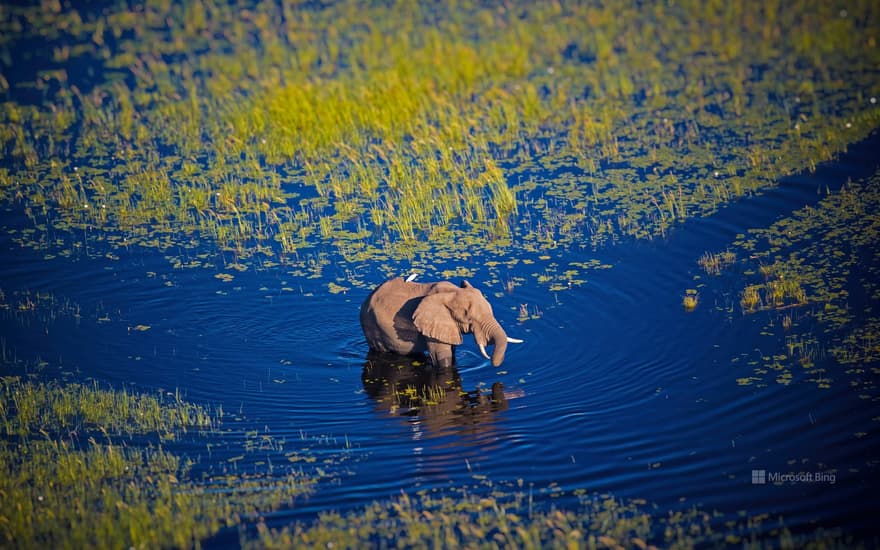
360, 278, 396, 312
360, 278, 424, 354
364, 278, 417, 320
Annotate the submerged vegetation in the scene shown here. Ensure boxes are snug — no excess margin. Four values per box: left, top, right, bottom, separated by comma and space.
0, 0, 879, 287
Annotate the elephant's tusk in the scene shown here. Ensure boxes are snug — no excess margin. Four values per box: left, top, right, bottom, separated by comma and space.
479, 344, 491, 360
507, 337, 524, 344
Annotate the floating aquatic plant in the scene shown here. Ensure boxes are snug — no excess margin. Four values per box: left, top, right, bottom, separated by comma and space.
704, 169, 880, 394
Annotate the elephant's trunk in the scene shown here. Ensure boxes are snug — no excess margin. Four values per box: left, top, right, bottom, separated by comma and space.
481, 320, 508, 367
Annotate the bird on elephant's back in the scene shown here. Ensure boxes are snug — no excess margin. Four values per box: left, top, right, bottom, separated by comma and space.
359, 277, 523, 367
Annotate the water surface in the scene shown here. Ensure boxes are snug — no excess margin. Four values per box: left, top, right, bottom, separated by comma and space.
2, 1, 880, 545
2, 133, 879, 543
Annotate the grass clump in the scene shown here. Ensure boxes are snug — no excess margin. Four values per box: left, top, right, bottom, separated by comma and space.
0, 377, 218, 438
735, 264, 808, 313
740, 285, 763, 312
699, 250, 736, 275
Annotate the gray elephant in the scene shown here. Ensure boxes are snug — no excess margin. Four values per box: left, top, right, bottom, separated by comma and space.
359, 277, 522, 367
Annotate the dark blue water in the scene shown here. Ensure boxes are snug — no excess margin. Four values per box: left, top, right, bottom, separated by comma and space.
2, 135, 880, 544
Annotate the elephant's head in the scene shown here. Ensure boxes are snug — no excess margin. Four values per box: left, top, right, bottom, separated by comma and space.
412, 281, 520, 367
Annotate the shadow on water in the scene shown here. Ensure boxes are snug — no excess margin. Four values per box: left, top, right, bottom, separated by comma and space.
663, 129, 880, 252
360, 351, 514, 439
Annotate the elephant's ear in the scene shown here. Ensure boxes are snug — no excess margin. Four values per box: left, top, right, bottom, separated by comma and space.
412, 293, 463, 345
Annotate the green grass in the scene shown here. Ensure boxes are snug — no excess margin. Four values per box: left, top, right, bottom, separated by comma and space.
0, 377, 218, 438
0, 377, 315, 549
247, 485, 864, 550
734, 264, 808, 313
0, 0, 878, 286
699, 250, 736, 276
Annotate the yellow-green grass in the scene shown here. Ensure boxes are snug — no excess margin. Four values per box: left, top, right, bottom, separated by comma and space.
737, 265, 808, 313
1, 377, 218, 437
0, 377, 314, 548
0, 0, 878, 285
247, 485, 862, 550
699, 250, 736, 276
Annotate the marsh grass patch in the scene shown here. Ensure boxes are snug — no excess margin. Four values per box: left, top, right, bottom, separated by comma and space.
0, 376, 324, 548
0, 377, 218, 438
0, 1, 878, 289
246, 481, 864, 549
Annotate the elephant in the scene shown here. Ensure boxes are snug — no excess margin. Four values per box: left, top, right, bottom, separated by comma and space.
359, 277, 522, 367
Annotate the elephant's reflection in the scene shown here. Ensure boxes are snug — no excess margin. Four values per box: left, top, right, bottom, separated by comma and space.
361, 352, 510, 436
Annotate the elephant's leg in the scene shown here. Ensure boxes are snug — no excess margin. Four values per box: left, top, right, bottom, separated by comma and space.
426, 341, 455, 367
